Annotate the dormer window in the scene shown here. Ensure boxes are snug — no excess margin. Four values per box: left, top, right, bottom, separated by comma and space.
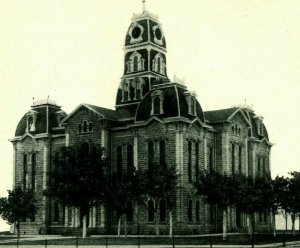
132, 77, 145, 100
126, 52, 145, 73
26, 110, 39, 132
120, 79, 131, 102
55, 110, 66, 127
254, 116, 264, 136
184, 91, 197, 116
152, 53, 166, 75
151, 90, 164, 115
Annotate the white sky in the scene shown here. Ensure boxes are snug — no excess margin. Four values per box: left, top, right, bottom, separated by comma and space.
0, 0, 300, 231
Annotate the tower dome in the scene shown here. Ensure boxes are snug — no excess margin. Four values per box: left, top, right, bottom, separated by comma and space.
115, 7, 169, 112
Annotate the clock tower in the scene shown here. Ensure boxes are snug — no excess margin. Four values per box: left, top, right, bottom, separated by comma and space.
115, 6, 169, 113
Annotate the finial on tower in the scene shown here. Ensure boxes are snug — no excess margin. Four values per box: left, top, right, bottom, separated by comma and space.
142, 0, 146, 13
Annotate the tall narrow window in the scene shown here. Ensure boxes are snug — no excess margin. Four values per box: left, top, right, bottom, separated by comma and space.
117, 146, 123, 177
208, 146, 214, 172
159, 199, 166, 222
83, 121, 88, 132
263, 157, 266, 174
127, 144, 134, 175
238, 145, 242, 174
126, 201, 133, 222
231, 143, 235, 175
195, 200, 200, 223
78, 124, 82, 133
154, 97, 161, 115
133, 56, 138, 71
148, 141, 154, 173
23, 154, 28, 190
157, 57, 161, 73
148, 200, 155, 222
54, 202, 59, 222
159, 140, 166, 165
188, 199, 193, 222
31, 153, 36, 190
89, 122, 93, 132
195, 143, 199, 181
257, 156, 261, 176
188, 141, 192, 183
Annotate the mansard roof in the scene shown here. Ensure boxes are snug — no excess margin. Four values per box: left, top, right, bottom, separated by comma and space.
15, 102, 66, 137
135, 82, 205, 122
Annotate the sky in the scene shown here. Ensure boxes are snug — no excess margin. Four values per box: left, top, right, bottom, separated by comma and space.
0, 0, 300, 231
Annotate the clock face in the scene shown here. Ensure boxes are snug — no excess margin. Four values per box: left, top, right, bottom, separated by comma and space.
132, 26, 141, 39
155, 28, 162, 40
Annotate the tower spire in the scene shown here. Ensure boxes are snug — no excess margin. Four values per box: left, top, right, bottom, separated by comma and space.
142, 0, 146, 13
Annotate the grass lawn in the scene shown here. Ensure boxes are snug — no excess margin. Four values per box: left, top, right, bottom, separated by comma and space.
1, 233, 300, 246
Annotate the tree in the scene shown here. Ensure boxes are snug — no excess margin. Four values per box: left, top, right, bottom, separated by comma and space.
236, 175, 273, 235
271, 176, 290, 236
194, 170, 240, 240
0, 187, 37, 240
287, 172, 300, 236
104, 170, 144, 237
44, 144, 106, 238
142, 162, 178, 236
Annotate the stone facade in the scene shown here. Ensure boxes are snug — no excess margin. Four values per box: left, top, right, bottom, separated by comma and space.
11, 8, 272, 235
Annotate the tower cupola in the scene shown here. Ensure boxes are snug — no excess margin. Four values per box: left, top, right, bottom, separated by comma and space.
116, 4, 169, 110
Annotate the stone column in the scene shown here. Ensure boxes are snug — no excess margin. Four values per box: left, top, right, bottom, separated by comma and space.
203, 134, 207, 170
89, 208, 92, 228
244, 138, 248, 176
100, 205, 105, 227
12, 143, 17, 189
92, 207, 96, 228
42, 140, 50, 225
71, 208, 75, 227
221, 130, 229, 173
133, 135, 138, 169
101, 128, 108, 159
65, 132, 70, 147
64, 207, 69, 227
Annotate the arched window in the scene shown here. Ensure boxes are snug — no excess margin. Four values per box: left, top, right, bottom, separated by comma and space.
117, 146, 123, 177
54, 202, 59, 222
133, 56, 138, 71
159, 199, 166, 222
127, 144, 134, 175
89, 122, 93, 132
231, 143, 235, 175
188, 141, 192, 183
195, 200, 200, 223
23, 154, 28, 190
152, 53, 165, 75
78, 124, 82, 133
28, 116, 33, 131
126, 201, 133, 222
159, 140, 166, 165
195, 143, 199, 181
153, 97, 161, 115
31, 153, 36, 190
148, 141, 154, 174
188, 199, 193, 222
148, 200, 155, 222
83, 121, 88, 132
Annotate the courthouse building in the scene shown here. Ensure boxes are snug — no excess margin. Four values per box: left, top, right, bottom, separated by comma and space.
11, 6, 272, 235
